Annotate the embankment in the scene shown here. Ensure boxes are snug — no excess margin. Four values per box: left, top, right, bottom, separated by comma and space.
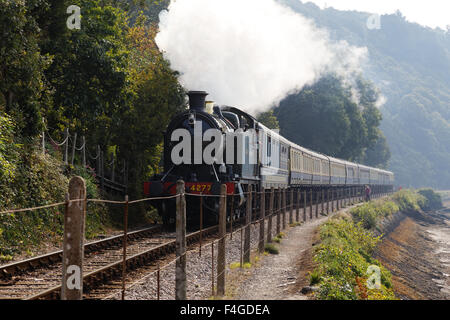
374, 207, 449, 300
311, 189, 447, 300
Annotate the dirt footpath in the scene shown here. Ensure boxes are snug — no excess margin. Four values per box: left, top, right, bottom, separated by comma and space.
228, 201, 450, 301
228, 204, 358, 300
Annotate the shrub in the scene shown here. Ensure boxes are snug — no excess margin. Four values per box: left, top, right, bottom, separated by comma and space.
0, 120, 108, 258
312, 218, 395, 300
264, 243, 279, 254
417, 189, 442, 211
392, 189, 425, 212
351, 200, 399, 230
309, 270, 322, 285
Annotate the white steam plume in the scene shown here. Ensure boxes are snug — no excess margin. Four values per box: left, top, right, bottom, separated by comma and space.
156, 0, 367, 115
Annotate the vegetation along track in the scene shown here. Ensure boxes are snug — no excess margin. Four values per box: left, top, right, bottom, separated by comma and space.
0, 223, 224, 300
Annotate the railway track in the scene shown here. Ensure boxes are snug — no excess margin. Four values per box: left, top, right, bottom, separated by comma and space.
0, 223, 222, 300
0, 194, 363, 300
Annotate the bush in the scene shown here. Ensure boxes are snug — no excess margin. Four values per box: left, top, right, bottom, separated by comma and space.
351, 200, 399, 230
264, 243, 279, 254
392, 189, 425, 212
417, 189, 442, 211
0, 150, 69, 259
0, 117, 108, 259
309, 270, 322, 285
312, 218, 395, 300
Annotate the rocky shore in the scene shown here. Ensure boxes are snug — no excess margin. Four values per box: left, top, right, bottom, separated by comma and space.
374, 206, 450, 300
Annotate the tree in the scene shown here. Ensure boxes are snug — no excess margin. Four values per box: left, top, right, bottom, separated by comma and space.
363, 134, 391, 168
273, 74, 389, 165
43, 0, 130, 148
0, 0, 50, 136
257, 110, 280, 129
114, 14, 185, 200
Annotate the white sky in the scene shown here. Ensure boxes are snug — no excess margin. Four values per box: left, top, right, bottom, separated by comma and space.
303, 0, 450, 29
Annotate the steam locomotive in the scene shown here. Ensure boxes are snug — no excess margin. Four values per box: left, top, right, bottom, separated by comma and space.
144, 91, 394, 225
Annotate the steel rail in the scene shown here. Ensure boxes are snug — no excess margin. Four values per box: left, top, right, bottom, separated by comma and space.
0, 226, 162, 280
24, 224, 223, 300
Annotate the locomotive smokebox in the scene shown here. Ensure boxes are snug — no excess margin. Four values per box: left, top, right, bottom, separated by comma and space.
188, 91, 209, 112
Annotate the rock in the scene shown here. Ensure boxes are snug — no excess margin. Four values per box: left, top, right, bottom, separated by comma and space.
301, 286, 319, 294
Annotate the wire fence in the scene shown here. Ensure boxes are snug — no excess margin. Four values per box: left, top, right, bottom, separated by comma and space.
0, 178, 393, 300
41, 120, 128, 193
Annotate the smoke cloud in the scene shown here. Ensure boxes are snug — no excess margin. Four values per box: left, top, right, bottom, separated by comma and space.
156, 0, 368, 115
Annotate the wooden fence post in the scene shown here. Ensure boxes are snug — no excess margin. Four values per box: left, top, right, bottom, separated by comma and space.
289, 189, 294, 225
282, 188, 286, 230
259, 189, 265, 254
327, 189, 330, 215
321, 189, 324, 215
276, 188, 281, 235
303, 190, 307, 221
315, 191, 319, 218
217, 184, 227, 296
175, 180, 186, 300
244, 185, 252, 264
267, 188, 274, 243
337, 189, 340, 211
61, 176, 86, 300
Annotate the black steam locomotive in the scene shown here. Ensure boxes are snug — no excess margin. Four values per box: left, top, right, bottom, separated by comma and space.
144, 91, 394, 226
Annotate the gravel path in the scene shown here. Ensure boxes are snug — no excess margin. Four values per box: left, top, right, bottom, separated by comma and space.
108, 197, 360, 300
233, 212, 331, 300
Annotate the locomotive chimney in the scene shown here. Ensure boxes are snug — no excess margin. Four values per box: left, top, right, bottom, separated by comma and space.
188, 91, 208, 112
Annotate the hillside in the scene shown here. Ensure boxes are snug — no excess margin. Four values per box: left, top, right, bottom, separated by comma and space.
279, 0, 450, 189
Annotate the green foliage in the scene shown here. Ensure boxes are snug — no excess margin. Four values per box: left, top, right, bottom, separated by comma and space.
313, 218, 395, 300
280, 0, 450, 189
71, 165, 100, 199
0, 147, 69, 258
309, 270, 322, 286
312, 190, 433, 299
0, 113, 20, 183
264, 243, 279, 254
257, 110, 280, 129
351, 200, 399, 229
417, 189, 443, 211
44, 0, 130, 147
1, 0, 185, 226
272, 237, 281, 243
0, 0, 49, 136
114, 19, 185, 208
392, 189, 426, 212
0, 116, 107, 258
273, 75, 389, 167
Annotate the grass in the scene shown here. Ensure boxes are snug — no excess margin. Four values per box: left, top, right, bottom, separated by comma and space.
308, 189, 436, 300
230, 261, 253, 269
309, 270, 322, 286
